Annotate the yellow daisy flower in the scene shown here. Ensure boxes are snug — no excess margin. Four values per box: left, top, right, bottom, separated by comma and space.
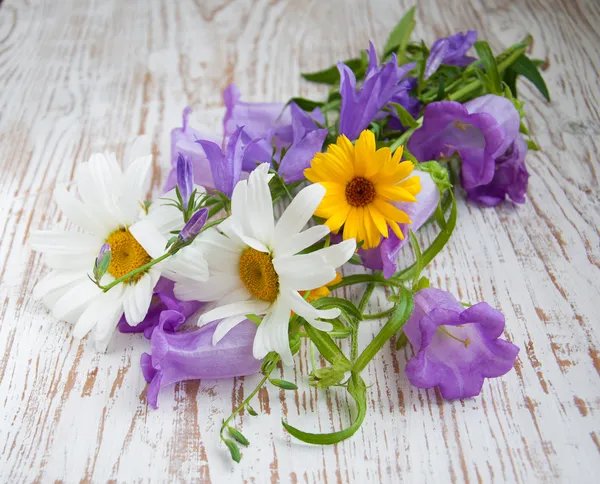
304, 130, 421, 249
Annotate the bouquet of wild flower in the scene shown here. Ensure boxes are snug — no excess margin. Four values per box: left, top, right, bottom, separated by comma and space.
31, 8, 548, 463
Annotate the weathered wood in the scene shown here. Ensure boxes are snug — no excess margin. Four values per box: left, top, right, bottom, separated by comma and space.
0, 0, 599, 482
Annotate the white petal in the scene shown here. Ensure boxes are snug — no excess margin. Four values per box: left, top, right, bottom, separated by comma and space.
120, 154, 152, 223
129, 219, 167, 259
173, 280, 205, 301
245, 164, 274, 243
217, 286, 251, 305
162, 244, 209, 282
54, 184, 109, 237
274, 253, 336, 290
252, 299, 293, 366
72, 286, 124, 339
92, 292, 127, 352
312, 239, 356, 268
30, 230, 101, 255
128, 135, 152, 163
42, 253, 96, 271
34, 271, 88, 300
52, 278, 102, 323
284, 290, 340, 323
273, 225, 330, 258
230, 180, 249, 233
174, 274, 239, 302
274, 183, 325, 239
122, 271, 159, 325
212, 315, 247, 344
198, 299, 270, 325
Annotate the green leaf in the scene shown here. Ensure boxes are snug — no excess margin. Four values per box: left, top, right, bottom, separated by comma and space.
511, 55, 551, 102
389, 102, 418, 128
311, 297, 363, 320
246, 404, 258, 416
503, 67, 518, 97
526, 139, 539, 151
415, 276, 430, 291
245, 313, 262, 325
228, 427, 250, 446
224, 439, 241, 463
304, 324, 352, 367
395, 331, 409, 350
269, 378, 298, 390
283, 373, 367, 444
353, 286, 414, 373
383, 7, 417, 61
301, 58, 365, 85
474, 41, 502, 94
408, 231, 423, 291
435, 76, 445, 101
289, 97, 323, 111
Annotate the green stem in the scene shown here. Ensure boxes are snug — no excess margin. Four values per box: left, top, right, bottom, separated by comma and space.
220, 357, 279, 438
448, 44, 529, 102
350, 282, 375, 361
362, 306, 396, 320
389, 118, 423, 153
101, 252, 171, 292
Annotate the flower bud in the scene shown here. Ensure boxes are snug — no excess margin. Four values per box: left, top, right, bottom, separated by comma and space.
94, 243, 111, 281
178, 208, 208, 243
176, 153, 194, 208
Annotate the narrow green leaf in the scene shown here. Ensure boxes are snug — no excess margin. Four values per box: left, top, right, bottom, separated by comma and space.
408, 231, 423, 290
354, 286, 414, 373
383, 7, 417, 61
526, 139, 539, 151
246, 404, 258, 416
301, 58, 365, 84
389, 102, 418, 128
304, 324, 352, 367
289, 97, 324, 111
511, 55, 551, 102
224, 439, 241, 463
435, 76, 445, 101
228, 427, 250, 446
283, 373, 367, 444
395, 331, 409, 350
474, 41, 502, 94
269, 378, 298, 391
311, 297, 363, 320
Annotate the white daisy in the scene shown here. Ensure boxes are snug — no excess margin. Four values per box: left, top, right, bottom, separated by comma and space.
30, 137, 208, 351
173, 163, 356, 365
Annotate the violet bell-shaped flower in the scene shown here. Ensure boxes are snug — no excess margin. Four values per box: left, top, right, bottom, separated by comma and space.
165, 107, 221, 192
141, 310, 261, 408
408, 94, 521, 192
424, 31, 478, 79
118, 278, 202, 339
338, 41, 415, 141
196, 125, 271, 197
275, 103, 328, 183
403, 288, 520, 399
360, 170, 440, 278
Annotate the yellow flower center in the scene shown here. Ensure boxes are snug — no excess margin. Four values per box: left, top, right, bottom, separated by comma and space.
239, 247, 279, 302
105, 228, 152, 283
345, 177, 376, 206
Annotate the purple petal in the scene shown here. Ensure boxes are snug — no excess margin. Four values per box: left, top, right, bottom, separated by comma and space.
403, 288, 520, 400
166, 108, 220, 192
142, 314, 262, 408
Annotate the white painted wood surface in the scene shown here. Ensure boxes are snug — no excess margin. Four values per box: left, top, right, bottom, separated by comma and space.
1, 0, 599, 482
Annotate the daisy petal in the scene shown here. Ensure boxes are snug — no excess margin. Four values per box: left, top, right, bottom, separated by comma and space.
313, 239, 356, 268
253, 299, 293, 365
54, 185, 108, 236
212, 315, 247, 344
198, 300, 270, 325
273, 225, 330, 258
274, 183, 325, 239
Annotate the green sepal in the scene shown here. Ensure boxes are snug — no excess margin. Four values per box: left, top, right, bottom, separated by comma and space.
245, 313, 262, 325
269, 378, 298, 391
93, 250, 112, 281
228, 427, 250, 446
511, 55, 551, 102
301, 58, 366, 85
304, 324, 351, 367
246, 404, 258, 417
474, 41, 502, 94
223, 439, 241, 463
395, 331, 409, 350
309, 364, 349, 389
416, 160, 452, 193
282, 373, 367, 444
388, 102, 418, 128
526, 139, 539, 151
383, 7, 416, 61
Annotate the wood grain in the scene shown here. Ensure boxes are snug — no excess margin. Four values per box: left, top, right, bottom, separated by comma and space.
1, 0, 599, 482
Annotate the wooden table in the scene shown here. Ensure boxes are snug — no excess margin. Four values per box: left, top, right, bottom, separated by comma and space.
1, 0, 598, 482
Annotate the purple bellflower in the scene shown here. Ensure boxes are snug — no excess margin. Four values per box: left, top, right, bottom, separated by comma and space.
425, 31, 478, 79
178, 208, 208, 243
361, 170, 440, 278
403, 288, 520, 399
141, 310, 261, 408
338, 41, 415, 141
166, 108, 221, 192
117, 278, 202, 339
408, 94, 523, 200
